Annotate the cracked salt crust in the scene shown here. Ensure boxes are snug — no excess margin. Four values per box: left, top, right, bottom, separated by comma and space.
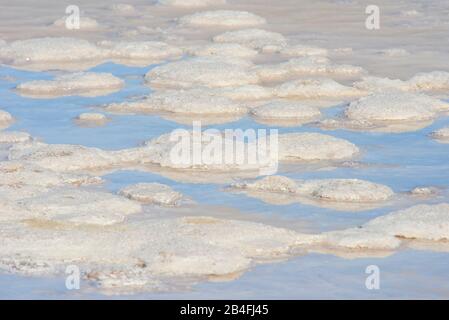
178, 10, 266, 28
16, 72, 124, 98
213, 29, 287, 51
144, 57, 259, 89
119, 183, 184, 206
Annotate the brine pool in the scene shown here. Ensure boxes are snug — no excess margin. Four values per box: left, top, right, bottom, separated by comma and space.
1, 62, 449, 299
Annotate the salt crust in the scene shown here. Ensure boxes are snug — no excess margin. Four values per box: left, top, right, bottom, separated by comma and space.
76, 113, 107, 122
178, 10, 266, 28
119, 183, 184, 206
157, 0, 226, 7
275, 78, 362, 99
431, 126, 449, 142
250, 100, 321, 120
53, 17, 99, 29
213, 29, 287, 51
186, 43, 258, 59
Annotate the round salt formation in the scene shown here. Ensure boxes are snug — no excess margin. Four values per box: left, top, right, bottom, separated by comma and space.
250, 101, 321, 120
186, 43, 258, 59
232, 175, 298, 193
106, 88, 247, 115
0, 110, 14, 129
278, 132, 359, 161
76, 113, 108, 125
0, 131, 32, 144
431, 126, 449, 143
364, 203, 449, 241
119, 183, 184, 206
213, 29, 287, 51
53, 16, 99, 29
344, 92, 449, 122
178, 10, 266, 28
0, 37, 105, 65
98, 41, 182, 62
275, 78, 361, 99
144, 57, 259, 88
158, 0, 226, 6
318, 228, 401, 250
16, 72, 124, 97
19, 188, 142, 226
218, 85, 274, 101
296, 179, 394, 202
281, 45, 328, 57
410, 186, 438, 196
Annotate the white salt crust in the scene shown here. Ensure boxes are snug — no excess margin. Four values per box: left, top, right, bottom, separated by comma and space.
97, 41, 183, 61
278, 133, 359, 161
280, 45, 328, 57
106, 88, 247, 115
17, 72, 124, 97
275, 78, 362, 99
354, 71, 449, 93
76, 113, 107, 122
186, 43, 258, 59
158, 0, 226, 7
119, 183, 184, 206
0, 132, 32, 144
53, 17, 99, 29
213, 29, 287, 51
178, 10, 266, 28
431, 126, 449, 142
111, 4, 137, 14
344, 92, 449, 122
256, 57, 364, 82
144, 57, 259, 89
0, 110, 13, 123
250, 101, 321, 120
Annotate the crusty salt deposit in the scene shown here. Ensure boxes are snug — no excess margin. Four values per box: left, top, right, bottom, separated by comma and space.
217, 85, 274, 101
410, 187, 439, 196
232, 175, 299, 193
0, 131, 32, 144
250, 100, 321, 121
344, 92, 449, 122
16, 72, 124, 97
213, 29, 287, 51
431, 126, 449, 143
378, 48, 409, 57
280, 45, 328, 57
158, 0, 226, 7
0, 110, 13, 123
256, 57, 364, 82
119, 183, 184, 206
186, 43, 258, 59
76, 113, 107, 122
178, 10, 266, 28
278, 133, 359, 161
144, 57, 259, 88
53, 16, 99, 29
275, 78, 361, 99
106, 88, 247, 115
111, 3, 136, 14
98, 41, 182, 62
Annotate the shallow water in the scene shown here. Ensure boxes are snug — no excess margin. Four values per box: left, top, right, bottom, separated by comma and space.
1, 60, 449, 298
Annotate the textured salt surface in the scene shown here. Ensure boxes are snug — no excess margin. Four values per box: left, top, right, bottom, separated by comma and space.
119, 183, 184, 206
178, 11, 266, 28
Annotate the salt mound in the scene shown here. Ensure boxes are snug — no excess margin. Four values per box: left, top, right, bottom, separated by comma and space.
144, 57, 259, 88
0, 131, 31, 144
344, 92, 448, 122
256, 57, 364, 81
213, 29, 287, 51
232, 175, 298, 193
178, 10, 266, 28
111, 4, 136, 14
318, 228, 401, 250
250, 101, 321, 120
281, 45, 328, 57
17, 72, 124, 97
107, 88, 247, 115
0, 37, 105, 65
53, 17, 99, 29
186, 43, 258, 59
0, 110, 13, 123
378, 48, 409, 57
296, 179, 394, 202
431, 126, 449, 142
217, 85, 273, 101
20, 188, 142, 225
275, 79, 361, 99
278, 133, 359, 161
98, 41, 182, 61
119, 183, 184, 206
76, 113, 107, 122
364, 203, 449, 241
158, 0, 226, 7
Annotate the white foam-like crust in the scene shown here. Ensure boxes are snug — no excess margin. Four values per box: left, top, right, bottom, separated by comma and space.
296, 179, 394, 202
98, 41, 183, 61
144, 57, 259, 88
178, 10, 266, 28
256, 57, 364, 82
250, 101, 321, 120
0, 131, 31, 144
16, 72, 124, 97
158, 0, 226, 7
53, 17, 99, 29
275, 78, 361, 99
280, 45, 328, 57
213, 29, 287, 51
106, 88, 247, 115
364, 203, 449, 241
344, 92, 449, 122
355, 71, 449, 93
77, 113, 107, 122
431, 126, 449, 141
186, 43, 258, 59
119, 183, 184, 206
278, 133, 359, 161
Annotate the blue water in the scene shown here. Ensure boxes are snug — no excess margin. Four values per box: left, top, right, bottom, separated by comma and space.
1, 62, 449, 299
